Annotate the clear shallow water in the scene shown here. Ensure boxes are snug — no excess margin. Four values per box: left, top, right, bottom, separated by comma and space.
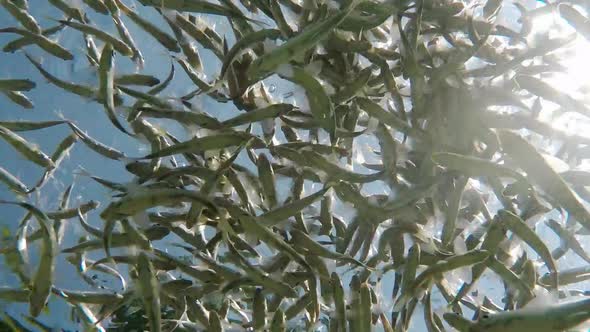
3, 0, 590, 331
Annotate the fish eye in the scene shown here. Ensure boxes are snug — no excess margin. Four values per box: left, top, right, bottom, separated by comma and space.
482, 314, 490, 319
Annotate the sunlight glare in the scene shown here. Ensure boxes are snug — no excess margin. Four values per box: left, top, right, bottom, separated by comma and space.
527, 6, 590, 142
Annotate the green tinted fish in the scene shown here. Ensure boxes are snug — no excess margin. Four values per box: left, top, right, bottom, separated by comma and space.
100, 188, 217, 220
225, 237, 297, 298
67, 122, 127, 160
0, 0, 40, 33
54, 288, 124, 304
401, 243, 420, 297
270, 308, 286, 332
291, 229, 368, 268
136, 252, 162, 332
115, 74, 159, 87
161, 13, 202, 70
120, 219, 150, 250
137, 0, 260, 24
208, 310, 222, 332
98, 43, 132, 135
0, 79, 35, 91
260, 187, 330, 226
486, 256, 535, 300
83, 33, 100, 67
0, 125, 54, 168
103, 0, 117, 13
219, 28, 281, 79
300, 150, 384, 183
2, 89, 33, 108
172, 13, 223, 58
47, 0, 86, 23
447, 298, 590, 332
176, 57, 219, 96
221, 103, 292, 127
160, 279, 193, 296
431, 152, 530, 185
330, 272, 346, 332
141, 131, 263, 159
59, 20, 133, 56
0, 287, 30, 302
442, 177, 468, 248
32, 133, 77, 191
396, 250, 489, 310
498, 130, 590, 232
252, 288, 267, 330
0, 201, 57, 317
0, 120, 67, 132
76, 209, 103, 238
224, 204, 312, 272
246, 2, 357, 82
453, 219, 506, 304
118, 85, 175, 109
356, 97, 424, 139
82, 0, 109, 14
62, 227, 169, 254
286, 66, 335, 139
423, 292, 443, 332
257, 153, 278, 209
24, 53, 81, 94
112, 14, 144, 68
332, 66, 372, 104
4, 23, 66, 53
115, 0, 179, 52
0, 27, 73, 60
0, 166, 29, 195
517, 260, 537, 307
499, 210, 558, 288
136, 106, 221, 129
186, 298, 210, 327
185, 142, 248, 226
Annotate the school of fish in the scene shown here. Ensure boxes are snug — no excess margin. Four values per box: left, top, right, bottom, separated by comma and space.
1, 0, 590, 331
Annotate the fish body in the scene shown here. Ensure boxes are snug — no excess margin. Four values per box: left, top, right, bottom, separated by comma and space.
445, 298, 590, 332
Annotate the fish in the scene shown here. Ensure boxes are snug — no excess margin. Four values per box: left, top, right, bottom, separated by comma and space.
0, 125, 54, 168
114, 0, 179, 52
0, 0, 40, 33
0, 79, 36, 91
219, 28, 281, 79
498, 130, 590, 232
246, 1, 358, 82
498, 209, 558, 289
58, 20, 133, 56
0, 27, 73, 60
444, 298, 590, 332
112, 14, 144, 67
136, 252, 162, 332
546, 218, 590, 264
97, 43, 132, 135
0, 201, 57, 317
0, 166, 29, 195
3, 23, 66, 52
47, 0, 86, 22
